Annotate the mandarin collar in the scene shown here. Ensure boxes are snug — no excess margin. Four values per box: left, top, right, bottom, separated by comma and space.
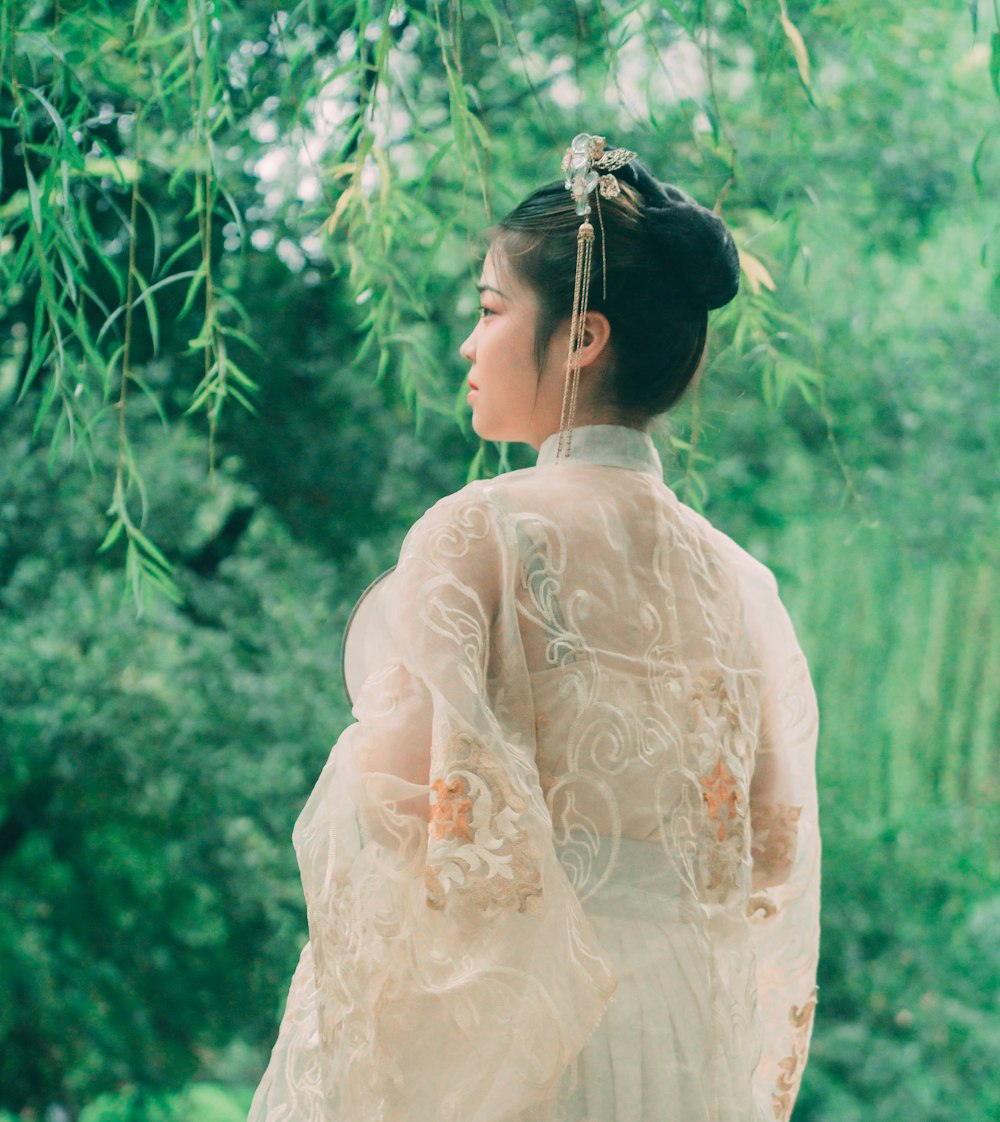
535, 424, 662, 477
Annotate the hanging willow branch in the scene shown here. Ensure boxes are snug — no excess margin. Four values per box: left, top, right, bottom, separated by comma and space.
12, 0, 982, 603
98, 103, 181, 606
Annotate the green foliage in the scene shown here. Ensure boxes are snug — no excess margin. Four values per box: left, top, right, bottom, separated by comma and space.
3, 0, 996, 598
747, 518, 1000, 820
797, 808, 1000, 1122
0, 1082, 255, 1122
1, 2, 998, 1120
1, 0, 862, 601
0, 257, 472, 1112
0, 410, 351, 1111
0, 555, 334, 1108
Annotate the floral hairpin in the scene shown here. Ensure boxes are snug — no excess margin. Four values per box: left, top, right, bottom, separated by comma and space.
561, 133, 637, 217
555, 132, 638, 464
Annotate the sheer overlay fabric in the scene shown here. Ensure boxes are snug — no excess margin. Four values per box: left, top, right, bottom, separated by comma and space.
248, 425, 820, 1122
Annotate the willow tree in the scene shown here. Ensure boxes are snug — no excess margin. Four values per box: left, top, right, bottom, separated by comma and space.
0, 0, 848, 601
2, 1, 997, 593
2, 2, 1000, 1117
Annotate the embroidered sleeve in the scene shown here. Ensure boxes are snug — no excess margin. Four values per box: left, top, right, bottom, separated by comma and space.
750, 801, 802, 890
249, 489, 616, 1122
771, 991, 818, 1122
425, 729, 544, 918
747, 588, 821, 1120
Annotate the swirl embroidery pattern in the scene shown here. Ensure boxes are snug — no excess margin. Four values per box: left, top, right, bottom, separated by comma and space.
425, 730, 543, 917
249, 432, 819, 1122
773, 989, 818, 1121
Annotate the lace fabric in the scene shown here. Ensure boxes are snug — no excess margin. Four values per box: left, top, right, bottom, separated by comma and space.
248, 425, 820, 1122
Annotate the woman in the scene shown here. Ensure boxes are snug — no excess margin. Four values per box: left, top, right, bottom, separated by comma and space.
248, 135, 820, 1122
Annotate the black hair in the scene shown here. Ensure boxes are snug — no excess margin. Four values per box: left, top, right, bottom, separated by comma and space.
489, 157, 740, 420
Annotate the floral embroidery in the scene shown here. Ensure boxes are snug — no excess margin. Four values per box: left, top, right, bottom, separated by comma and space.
751, 802, 801, 888
430, 777, 474, 841
773, 989, 818, 1121
700, 756, 748, 893
425, 730, 543, 917
702, 758, 742, 841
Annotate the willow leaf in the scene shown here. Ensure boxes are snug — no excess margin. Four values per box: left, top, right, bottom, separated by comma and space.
176, 263, 208, 321
991, 30, 1000, 100
777, 0, 812, 90
98, 516, 126, 554
96, 270, 198, 344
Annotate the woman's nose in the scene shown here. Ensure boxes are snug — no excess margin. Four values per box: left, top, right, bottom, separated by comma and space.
459, 328, 475, 362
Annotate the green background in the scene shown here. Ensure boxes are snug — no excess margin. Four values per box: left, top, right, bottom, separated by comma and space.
1, 1, 998, 1119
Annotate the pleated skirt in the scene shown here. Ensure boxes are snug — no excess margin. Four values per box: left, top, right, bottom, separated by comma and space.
521, 839, 767, 1122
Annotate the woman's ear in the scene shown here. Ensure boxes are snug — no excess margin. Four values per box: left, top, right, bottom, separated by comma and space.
578, 311, 612, 368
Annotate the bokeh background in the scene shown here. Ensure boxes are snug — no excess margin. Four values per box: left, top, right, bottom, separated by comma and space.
1, 1, 998, 1119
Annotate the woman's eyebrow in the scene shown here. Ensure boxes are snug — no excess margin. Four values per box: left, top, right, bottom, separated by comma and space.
477, 282, 507, 298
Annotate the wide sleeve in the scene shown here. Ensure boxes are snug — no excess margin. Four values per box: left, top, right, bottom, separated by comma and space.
248, 489, 617, 1122
746, 575, 821, 1122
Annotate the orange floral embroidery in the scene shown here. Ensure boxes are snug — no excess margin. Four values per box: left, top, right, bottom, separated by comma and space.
701, 758, 742, 841
699, 756, 748, 895
430, 777, 473, 841
425, 730, 543, 917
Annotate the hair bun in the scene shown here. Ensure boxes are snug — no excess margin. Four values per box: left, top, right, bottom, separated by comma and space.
620, 160, 740, 310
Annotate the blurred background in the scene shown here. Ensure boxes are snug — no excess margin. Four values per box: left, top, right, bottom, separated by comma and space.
1, 1, 997, 1119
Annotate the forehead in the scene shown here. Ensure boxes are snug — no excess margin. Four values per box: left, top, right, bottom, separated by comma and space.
479, 248, 503, 287
479, 247, 531, 304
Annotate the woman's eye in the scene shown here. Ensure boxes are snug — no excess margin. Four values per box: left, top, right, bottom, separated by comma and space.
479, 305, 495, 318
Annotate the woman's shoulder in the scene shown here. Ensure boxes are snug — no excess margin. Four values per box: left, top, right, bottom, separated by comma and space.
410, 475, 509, 527
672, 498, 781, 600
672, 503, 808, 671
397, 476, 519, 569
407, 467, 544, 532
400, 465, 589, 575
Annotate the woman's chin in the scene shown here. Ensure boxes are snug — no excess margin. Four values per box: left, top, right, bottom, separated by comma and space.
471, 414, 502, 442
470, 411, 537, 447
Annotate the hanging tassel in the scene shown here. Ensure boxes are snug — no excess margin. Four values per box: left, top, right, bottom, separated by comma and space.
556, 220, 595, 462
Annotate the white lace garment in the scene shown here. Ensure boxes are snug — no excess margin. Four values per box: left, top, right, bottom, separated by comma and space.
248, 424, 820, 1122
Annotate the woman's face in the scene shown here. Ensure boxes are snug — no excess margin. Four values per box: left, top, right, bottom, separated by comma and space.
459, 248, 568, 448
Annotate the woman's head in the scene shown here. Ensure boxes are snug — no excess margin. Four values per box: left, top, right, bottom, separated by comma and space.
479, 155, 740, 429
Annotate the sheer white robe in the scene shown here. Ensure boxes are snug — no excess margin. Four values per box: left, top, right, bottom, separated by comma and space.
248, 424, 820, 1122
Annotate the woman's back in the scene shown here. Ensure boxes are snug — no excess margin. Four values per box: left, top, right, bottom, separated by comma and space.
480, 427, 816, 1120
249, 132, 820, 1121
493, 429, 761, 864
441, 425, 817, 1120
